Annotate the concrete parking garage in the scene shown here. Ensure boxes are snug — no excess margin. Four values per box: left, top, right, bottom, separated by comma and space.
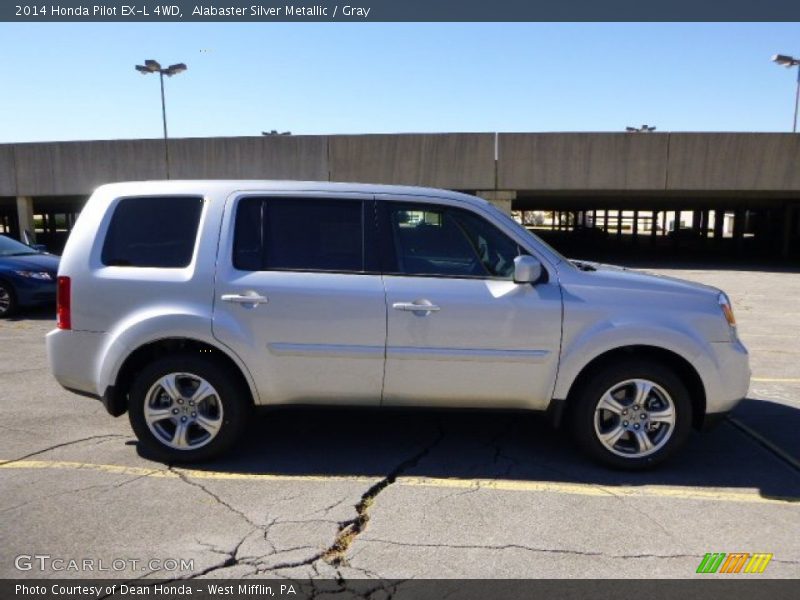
0, 132, 798, 258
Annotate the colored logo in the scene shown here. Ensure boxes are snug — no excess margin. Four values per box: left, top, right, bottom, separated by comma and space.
696, 553, 773, 574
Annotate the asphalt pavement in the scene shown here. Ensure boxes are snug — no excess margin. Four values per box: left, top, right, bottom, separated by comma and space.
0, 266, 798, 580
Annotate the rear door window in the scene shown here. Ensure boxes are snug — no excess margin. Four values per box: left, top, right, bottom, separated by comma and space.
101, 196, 203, 268
233, 197, 366, 272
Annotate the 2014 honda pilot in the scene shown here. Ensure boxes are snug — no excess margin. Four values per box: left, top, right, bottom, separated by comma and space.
46, 181, 750, 469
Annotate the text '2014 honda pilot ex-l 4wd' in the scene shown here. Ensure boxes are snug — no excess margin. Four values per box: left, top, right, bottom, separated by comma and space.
46, 181, 750, 469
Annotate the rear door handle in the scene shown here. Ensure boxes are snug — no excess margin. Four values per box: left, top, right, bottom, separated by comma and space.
221, 293, 269, 306
392, 301, 441, 313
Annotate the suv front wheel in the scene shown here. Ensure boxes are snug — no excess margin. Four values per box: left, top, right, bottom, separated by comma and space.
570, 360, 692, 470
128, 354, 251, 462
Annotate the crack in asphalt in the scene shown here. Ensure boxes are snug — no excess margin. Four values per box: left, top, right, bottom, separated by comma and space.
600, 486, 681, 544
0, 434, 127, 467
186, 536, 250, 578
357, 538, 800, 565
168, 465, 260, 529
358, 538, 704, 560
164, 424, 445, 581
485, 417, 520, 477
320, 424, 445, 567
308, 496, 349, 517
54, 417, 797, 583
0, 470, 153, 515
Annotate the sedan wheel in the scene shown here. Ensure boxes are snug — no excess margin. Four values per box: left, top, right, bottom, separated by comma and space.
0, 283, 16, 318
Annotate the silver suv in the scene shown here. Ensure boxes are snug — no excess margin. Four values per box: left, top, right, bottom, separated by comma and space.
46, 181, 750, 469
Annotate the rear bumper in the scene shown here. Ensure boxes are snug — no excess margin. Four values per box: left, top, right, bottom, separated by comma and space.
63, 384, 126, 417
46, 328, 106, 397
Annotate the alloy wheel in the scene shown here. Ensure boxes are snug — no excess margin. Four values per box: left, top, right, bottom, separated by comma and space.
143, 372, 224, 450
593, 378, 676, 458
0, 286, 11, 316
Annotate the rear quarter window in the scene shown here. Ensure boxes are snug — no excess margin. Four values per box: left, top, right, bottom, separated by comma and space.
101, 196, 203, 268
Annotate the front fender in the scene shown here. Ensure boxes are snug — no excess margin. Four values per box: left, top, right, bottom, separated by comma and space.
552, 319, 717, 402
95, 309, 260, 404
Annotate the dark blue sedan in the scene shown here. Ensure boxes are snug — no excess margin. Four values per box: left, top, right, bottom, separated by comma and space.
0, 234, 60, 318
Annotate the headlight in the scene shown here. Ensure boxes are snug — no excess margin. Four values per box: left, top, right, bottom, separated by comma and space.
14, 271, 53, 281
718, 292, 736, 328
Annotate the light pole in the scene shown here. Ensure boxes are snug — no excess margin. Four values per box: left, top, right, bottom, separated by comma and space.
771, 54, 800, 133
135, 59, 187, 178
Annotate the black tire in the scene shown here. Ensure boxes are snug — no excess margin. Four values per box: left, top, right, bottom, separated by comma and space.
128, 353, 251, 463
569, 359, 692, 470
0, 281, 18, 318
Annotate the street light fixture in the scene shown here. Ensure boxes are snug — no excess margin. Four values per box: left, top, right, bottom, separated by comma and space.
135, 58, 188, 178
626, 124, 656, 133
771, 53, 800, 133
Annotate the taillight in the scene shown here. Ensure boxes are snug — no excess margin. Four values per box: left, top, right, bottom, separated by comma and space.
57, 276, 71, 330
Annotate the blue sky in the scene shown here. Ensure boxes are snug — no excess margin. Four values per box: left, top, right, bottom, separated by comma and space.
0, 22, 799, 142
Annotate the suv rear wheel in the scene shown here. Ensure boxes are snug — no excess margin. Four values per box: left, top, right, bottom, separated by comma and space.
570, 360, 692, 470
128, 354, 251, 462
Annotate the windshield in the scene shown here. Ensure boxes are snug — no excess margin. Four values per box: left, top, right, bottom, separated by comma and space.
0, 235, 38, 257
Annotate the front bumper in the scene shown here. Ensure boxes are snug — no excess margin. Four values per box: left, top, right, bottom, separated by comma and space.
703, 338, 750, 418
14, 277, 56, 307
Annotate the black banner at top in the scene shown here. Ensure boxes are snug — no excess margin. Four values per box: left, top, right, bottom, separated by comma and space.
3, 0, 800, 22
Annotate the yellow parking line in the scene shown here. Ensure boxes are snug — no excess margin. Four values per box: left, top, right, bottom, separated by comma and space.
751, 377, 800, 383
397, 477, 798, 504
0, 458, 796, 505
0, 459, 373, 484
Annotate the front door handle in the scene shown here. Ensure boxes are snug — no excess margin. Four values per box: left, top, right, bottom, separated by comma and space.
221, 293, 269, 306
393, 300, 441, 314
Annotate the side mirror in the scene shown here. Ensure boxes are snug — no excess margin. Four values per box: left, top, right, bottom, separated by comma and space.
513, 255, 542, 284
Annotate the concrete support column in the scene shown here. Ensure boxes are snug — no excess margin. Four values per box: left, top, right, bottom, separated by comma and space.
673, 211, 680, 248
782, 205, 794, 259
733, 208, 745, 253
475, 190, 516, 216
713, 209, 725, 240
16, 196, 35, 243
700, 209, 709, 244
651, 211, 658, 246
